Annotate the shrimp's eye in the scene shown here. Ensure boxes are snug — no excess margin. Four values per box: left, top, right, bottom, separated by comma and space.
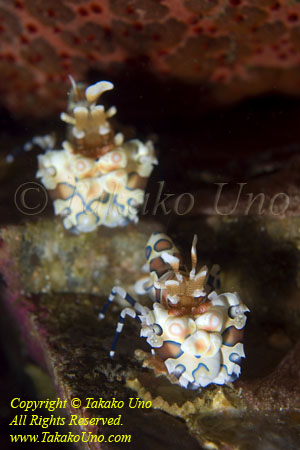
153, 324, 163, 336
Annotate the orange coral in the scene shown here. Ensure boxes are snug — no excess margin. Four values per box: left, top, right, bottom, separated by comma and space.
0, 0, 300, 115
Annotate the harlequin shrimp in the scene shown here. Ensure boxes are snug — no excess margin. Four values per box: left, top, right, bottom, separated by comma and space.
99, 233, 249, 389
8, 77, 157, 233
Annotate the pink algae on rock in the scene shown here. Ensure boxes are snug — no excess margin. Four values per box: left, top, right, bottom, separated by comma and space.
0, 0, 299, 115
